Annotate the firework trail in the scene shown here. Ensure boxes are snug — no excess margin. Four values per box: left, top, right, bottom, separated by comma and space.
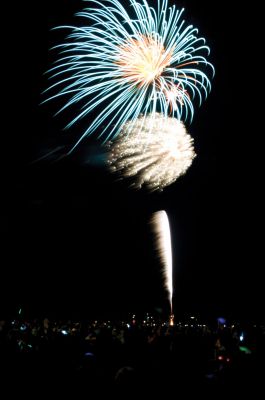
107, 113, 196, 191
44, 0, 214, 150
151, 210, 173, 314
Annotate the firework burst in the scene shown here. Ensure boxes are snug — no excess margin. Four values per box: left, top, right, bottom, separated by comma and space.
44, 0, 214, 149
107, 113, 196, 191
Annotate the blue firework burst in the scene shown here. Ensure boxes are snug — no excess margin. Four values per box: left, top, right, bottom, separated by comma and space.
44, 0, 214, 150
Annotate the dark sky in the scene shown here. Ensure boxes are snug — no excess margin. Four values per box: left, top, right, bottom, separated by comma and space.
1, 1, 263, 321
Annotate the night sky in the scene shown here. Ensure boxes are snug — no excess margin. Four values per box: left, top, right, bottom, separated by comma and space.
1, 1, 262, 321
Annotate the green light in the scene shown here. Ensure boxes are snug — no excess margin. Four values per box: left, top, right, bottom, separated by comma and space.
239, 346, 252, 354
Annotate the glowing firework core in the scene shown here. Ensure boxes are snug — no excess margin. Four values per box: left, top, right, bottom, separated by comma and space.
117, 35, 173, 86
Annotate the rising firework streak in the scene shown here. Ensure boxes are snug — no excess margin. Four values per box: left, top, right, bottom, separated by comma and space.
151, 210, 173, 315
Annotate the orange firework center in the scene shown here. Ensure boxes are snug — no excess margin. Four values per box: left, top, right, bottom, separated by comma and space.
117, 35, 173, 86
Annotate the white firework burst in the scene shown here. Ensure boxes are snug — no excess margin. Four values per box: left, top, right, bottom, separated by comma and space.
107, 113, 196, 191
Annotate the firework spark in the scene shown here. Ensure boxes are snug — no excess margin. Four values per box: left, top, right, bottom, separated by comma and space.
107, 113, 196, 191
44, 0, 214, 149
151, 210, 173, 314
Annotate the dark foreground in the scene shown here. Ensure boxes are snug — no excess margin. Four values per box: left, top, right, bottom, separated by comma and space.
1, 316, 264, 397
